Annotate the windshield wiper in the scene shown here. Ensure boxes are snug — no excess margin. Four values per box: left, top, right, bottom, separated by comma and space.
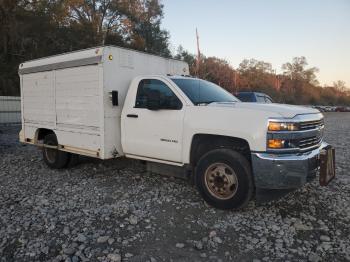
195, 101, 237, 106
215, 101, 237, 104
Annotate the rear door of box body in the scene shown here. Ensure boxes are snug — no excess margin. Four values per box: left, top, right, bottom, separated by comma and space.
22, 71, 56, 129
22, 64, 104, 157
55, 65, 100, 130
54, 65, 103, 156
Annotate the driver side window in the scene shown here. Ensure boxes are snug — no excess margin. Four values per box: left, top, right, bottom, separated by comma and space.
135, 79, 182, 110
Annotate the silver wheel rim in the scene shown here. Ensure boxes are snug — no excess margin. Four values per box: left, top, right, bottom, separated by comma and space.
204, 162, 238, 200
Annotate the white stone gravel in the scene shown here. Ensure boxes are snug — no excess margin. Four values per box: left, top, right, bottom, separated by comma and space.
0, 112, 349, 261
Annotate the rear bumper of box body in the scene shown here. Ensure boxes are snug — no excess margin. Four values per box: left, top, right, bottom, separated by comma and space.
251, 142, 329, 189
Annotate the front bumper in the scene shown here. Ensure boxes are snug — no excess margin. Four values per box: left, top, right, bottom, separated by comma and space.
251, 142, 329, 189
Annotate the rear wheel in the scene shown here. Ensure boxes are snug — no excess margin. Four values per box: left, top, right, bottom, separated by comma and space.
43, 134, 70, 169
195, 149, 254, 209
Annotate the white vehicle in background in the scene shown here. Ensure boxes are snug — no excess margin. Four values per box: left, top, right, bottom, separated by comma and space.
18, 46, 336, 209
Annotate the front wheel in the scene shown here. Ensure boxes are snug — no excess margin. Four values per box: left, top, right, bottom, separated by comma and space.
43, 134, 70, 169
195, 149, 254, 210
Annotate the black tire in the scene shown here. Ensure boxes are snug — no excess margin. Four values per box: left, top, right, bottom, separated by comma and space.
195, 149, 254, 210
43, 134, 70, 169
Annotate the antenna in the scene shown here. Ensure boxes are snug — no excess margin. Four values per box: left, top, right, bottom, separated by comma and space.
234, 70, 238, 93
196, 28, 201, 76
274, 70, 280, 90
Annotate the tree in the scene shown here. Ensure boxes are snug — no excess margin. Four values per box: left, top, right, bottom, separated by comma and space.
127, 0, 171, 56
238, 58, 273, 74
198, 57, 235, 92
0, 0, 171, 96
279, 57, 320, 104
282, 56, 319, 85
1, 2, 349, 105
0, 0, 64, 95
175, 47, 236, 92
175, 45, 196, 74
237, 58, 274, 90
58, 0, 170, 55
333, 80, 347, 92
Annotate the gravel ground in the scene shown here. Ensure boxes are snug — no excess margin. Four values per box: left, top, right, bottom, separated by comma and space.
0, 112, 349, 262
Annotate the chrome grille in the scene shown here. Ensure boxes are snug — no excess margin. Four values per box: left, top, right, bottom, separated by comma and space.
299, 119, 324, 130
298, 135, 322, 150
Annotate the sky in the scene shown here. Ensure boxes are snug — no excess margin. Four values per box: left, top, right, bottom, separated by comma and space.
162, 0, 350, 87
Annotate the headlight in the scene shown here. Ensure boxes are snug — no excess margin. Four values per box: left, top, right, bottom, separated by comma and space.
268, 139, 285, 149
268, 122, 299, 131
267, 121, 299, 150
267, 139, 298, 150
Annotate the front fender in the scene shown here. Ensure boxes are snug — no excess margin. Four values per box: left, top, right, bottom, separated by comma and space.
181, 106, 280, 164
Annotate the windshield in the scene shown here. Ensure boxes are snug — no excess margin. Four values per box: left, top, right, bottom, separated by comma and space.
171, 78, 239, 105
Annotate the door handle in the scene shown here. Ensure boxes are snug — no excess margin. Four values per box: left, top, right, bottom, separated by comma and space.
127, 114, 138, 118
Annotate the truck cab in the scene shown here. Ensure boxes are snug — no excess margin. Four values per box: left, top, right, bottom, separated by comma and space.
121, 75, 333, 209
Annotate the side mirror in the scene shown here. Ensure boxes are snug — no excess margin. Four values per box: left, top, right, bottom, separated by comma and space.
112, 90, 118, 106
167, 97, 182, 110
146, 89, 161, 110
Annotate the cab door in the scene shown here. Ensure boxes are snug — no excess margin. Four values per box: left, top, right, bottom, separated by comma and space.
121, 78, 185, 163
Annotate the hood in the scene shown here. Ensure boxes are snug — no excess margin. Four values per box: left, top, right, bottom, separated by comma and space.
208, 102, 320, 118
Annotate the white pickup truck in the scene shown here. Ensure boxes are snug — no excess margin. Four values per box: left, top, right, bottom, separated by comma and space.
18, 46, 335, 209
